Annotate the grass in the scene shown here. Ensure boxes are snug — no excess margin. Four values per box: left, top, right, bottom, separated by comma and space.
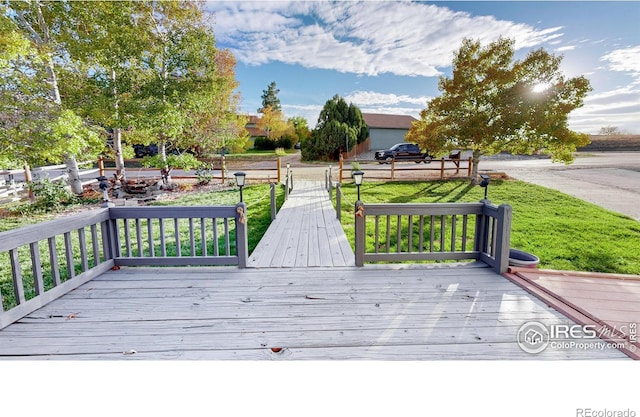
149, 183, 284, 254
0, 183, 284, 311
335, 179, 640, 275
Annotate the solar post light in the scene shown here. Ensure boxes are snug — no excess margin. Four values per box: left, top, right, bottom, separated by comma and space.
353, 170, 364, 201
480, 174, 490, 200
234, 172, 246, 202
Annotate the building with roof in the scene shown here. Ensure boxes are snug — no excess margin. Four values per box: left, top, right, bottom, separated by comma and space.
362, 113, 418, 151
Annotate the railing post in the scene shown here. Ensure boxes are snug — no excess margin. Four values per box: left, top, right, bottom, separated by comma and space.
325, 169, 328, 191
339, 154, 344, 184
354, 201, 365, 267
493, 204, 512, 273
24, 164, 34, 202
467, 157, 473, 177
270, 182, 276, 221
236, 202, 249, 268
285, 175, 290, 200
391, 158, 395, 180
277, 157, 281, 183
98, 156, 105, 177
336, 183, 342, 220
220, 155, 226, 184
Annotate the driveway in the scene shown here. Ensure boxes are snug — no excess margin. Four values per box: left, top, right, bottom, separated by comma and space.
480, 152, 640, 221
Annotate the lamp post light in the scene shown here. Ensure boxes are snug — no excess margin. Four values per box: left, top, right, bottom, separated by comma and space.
479, 174, 490, 200
352, 170, 364, 201
234, 171, 246, 202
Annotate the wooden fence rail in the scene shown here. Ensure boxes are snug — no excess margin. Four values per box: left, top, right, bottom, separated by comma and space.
0, 203, 247, 329
354, 200, 511, 273
339, 156, 473, 182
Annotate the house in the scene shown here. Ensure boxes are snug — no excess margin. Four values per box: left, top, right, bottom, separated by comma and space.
363, 113, 418, 151
245, 115, 267, 147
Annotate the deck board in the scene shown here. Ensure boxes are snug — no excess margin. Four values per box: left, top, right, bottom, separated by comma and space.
248, 181, 355, 268
0, 265, 628, 360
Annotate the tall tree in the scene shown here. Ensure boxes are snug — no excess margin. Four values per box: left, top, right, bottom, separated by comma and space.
258, 81, 281, 113
406, 37, 591, 183
303, 94, 368, 161
59, 1, 157, 183
1, 1, 103, 193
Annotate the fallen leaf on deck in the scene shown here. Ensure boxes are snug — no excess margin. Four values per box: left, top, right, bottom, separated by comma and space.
270, 347, 283, 353
66, 313, 78, 320
123, 349, 137, 355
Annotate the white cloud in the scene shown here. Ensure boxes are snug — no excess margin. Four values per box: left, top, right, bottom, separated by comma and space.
207, 1, 564, 77
601, 45, 640, 82
569, 85, 640, 134
556, 45, 576, 52
344, 91, 430, 107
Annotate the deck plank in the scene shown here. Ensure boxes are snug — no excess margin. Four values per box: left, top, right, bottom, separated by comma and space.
248, 181, 354, 268
0, 266, 629, 360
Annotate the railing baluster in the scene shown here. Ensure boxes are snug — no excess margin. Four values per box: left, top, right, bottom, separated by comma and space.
374, 215, 380, 253
395, 215, 401, 253
174, 218, 181, 257
201, 218, 207, 256
462, 215, 468, 252
450, 215, 457, 252
78, 228, 89, 272
385, 215, 391, 253
64, 232, 74, 280
224, 218, 230, 256
159, 218, 166, 257
48, 236, 61, 286
90, 224, 100, 267
124, 218, 131, 257
430, 216, 435, 252
408, 215, 413, 253
135, 219, 143, 257
212, 218, 219, 256
189, 218, 196, 256
147, 218, 154, 258
29, 242, 44, 295
10, 249, 25, 305
440, 216, 446, 252
418, 215, 424, 253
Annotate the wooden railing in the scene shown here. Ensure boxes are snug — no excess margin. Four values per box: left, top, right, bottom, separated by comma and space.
0, 203, 247, 329
354, 200, 511, 273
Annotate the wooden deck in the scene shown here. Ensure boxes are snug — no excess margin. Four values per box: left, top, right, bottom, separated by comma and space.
0, 264, 628, 359
248, 180, 355, 268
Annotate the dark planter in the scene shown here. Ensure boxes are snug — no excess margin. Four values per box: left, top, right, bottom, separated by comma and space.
509, 249, 540, 268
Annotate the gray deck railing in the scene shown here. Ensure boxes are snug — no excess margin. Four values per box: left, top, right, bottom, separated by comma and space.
0, 203, 247, 329
354, 200, 511, 273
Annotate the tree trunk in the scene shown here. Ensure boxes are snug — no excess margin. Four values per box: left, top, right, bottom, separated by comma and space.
64, 154, 84, 194
113, 127, 126, 183
159, 142, 171, 184
471, 150, 481, 185
111, 68, 126, 184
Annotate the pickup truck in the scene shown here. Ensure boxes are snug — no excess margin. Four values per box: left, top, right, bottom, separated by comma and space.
374, 143, 433, 164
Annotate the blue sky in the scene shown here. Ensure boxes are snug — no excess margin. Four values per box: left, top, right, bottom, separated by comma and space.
205, 1, 640, 133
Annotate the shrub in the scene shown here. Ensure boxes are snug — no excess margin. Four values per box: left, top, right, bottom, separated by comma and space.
27, 178, 78, 213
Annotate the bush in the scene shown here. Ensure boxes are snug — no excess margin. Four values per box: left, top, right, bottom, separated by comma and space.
275, 136, 294, 149
253, 137, 276, 150
27, 178, 78, 213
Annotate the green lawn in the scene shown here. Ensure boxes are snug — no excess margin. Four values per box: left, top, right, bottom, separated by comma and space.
335, 180, 640, 275
0, 184, 284, 310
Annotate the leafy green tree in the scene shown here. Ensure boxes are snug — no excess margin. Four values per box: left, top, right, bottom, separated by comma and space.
258, 81, 281, 113
407, 37, 591, 184
1, 1, 103, 193
303, 95, 368, 161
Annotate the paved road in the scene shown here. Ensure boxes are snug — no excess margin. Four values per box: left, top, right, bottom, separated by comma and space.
480, 152, 640, 221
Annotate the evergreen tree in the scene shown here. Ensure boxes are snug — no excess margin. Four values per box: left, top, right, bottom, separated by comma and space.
258, 81, 281, 113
